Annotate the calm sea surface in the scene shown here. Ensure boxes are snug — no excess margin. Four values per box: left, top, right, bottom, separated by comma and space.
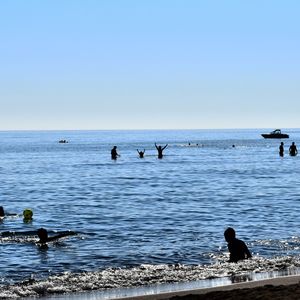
1, 129, 300, 296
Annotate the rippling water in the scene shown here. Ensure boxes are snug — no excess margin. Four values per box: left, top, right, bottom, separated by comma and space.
1, 129, 300, 297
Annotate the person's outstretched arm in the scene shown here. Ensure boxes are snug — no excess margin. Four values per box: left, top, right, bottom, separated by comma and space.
162, 144, 168, 150
46, 231, 77, 243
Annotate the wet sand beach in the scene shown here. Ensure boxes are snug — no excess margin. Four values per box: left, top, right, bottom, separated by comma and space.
119, 275, 300, 300
35, 274, 300, 300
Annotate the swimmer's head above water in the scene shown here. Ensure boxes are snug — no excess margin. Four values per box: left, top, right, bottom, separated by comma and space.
23, 209, 33, 221
37, 228, 77, 244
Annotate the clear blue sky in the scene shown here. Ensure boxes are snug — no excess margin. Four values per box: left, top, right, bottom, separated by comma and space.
0, 0, 299, 130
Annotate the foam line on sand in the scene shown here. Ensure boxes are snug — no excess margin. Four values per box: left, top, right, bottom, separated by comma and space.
39, 274, 300, 300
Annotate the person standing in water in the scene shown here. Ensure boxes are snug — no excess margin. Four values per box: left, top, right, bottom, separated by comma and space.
224, 227, 252, 263
137, 149, 145, 158
111, 146, 120, 160
155, 143, 168, 159
289, 142, 298, 156
279, 142, 284, 157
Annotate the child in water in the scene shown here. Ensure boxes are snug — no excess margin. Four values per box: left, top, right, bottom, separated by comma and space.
224, 227, 252, 262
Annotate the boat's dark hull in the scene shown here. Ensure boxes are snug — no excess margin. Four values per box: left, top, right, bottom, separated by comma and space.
261, 134, 289, 139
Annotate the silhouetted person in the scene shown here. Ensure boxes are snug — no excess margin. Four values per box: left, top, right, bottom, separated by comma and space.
111, 146, 120, 160
155, 143, 168, 159
224, 227, 252, 263
137, 149, 145, 158
0, 206, 18, 218
37, 228, 76, 244
289, 142, 298, 156
279, 142, 284, 157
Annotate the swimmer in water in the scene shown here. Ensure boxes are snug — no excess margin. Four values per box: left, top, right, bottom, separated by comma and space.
111, 146, 120, 160
289, 142, 298, 156
279, 142, 284, 157
23, 209, 33, 222
155, 143, 168, 159
137, 149, 145, 158
0, 206, 18, 218
37, 228, 76, 244
224, 227, 252, 263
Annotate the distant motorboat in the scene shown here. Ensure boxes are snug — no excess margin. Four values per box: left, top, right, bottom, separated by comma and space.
261, 129, 289, 139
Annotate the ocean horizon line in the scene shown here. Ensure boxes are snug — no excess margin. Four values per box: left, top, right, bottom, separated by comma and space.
0, 127, 297, 132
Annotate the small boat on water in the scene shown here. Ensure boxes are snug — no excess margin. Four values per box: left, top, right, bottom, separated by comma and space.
261, 129, 289, 139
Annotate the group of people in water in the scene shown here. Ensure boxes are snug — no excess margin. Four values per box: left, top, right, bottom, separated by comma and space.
111, 143, 168, 160
2, 204, 250, 262
0, 206, 76, 245
279, 141, 298, 157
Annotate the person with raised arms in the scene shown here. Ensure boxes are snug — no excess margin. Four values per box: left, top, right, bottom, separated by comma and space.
155, 143, 168, 159
137, 149, 145, 158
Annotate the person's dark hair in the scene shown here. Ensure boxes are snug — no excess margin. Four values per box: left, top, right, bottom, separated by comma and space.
37, 228, 48, 242
224, 227, 236, 241
0, 206, 4, 217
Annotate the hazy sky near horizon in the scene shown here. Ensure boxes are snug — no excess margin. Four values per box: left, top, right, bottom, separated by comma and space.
0, 0, 299, 130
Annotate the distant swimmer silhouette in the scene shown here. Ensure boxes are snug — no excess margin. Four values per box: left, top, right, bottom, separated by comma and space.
111, 146, 120, 160
224, 227, 252, 263
0, 206, 18, 218
155, 143, 168, 159
37, 228, 76, 245
137, 149, 145, 158
289, 142, 298, 156
279, 142, 284, 157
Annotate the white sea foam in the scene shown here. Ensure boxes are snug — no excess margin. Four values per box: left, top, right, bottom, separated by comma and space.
1, 256, 300, 299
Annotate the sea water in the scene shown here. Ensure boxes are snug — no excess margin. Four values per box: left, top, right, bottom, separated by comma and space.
1, 129, 300, 298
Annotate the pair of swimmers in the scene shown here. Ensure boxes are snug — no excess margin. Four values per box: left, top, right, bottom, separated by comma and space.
1, 206, 75, 245
0, 206, 33, 221
111, 143, 168, 160
137, 144, 168, 159
279, 142, 298, 157
39, 226, 250, 260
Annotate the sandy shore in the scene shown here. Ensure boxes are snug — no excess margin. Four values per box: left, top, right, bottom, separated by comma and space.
115, 275, 300, 300
39, 275, 300, 300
